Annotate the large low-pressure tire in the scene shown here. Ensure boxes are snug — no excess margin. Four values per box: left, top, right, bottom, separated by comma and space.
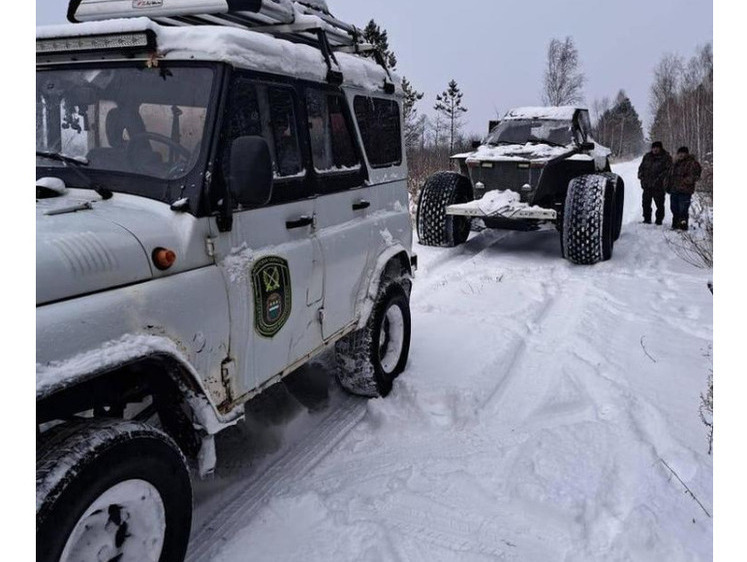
416, 171, 472, 247
602, 172, 625, 241
37, 419, 193, 562
562, 174, 615, 265
335, 282, 412, 398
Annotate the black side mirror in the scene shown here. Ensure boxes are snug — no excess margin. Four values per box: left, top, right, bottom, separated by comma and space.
472, 140, 482, 150
579, 141, 596, 151
230, 136, 273, 207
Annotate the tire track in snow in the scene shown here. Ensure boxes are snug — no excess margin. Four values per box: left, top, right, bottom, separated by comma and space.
186, 393, 366, 562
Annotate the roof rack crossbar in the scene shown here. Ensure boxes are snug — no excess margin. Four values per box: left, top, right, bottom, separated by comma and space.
65, 0, 397, 89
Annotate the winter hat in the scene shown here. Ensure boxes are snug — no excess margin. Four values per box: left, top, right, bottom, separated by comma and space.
677, 146, 690, 155
651, 141, 663, 150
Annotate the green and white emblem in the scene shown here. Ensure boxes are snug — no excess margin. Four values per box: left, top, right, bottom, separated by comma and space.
252, 256, 292, 338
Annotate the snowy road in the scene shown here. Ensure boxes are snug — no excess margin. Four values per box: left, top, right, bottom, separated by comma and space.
188, 159, 713, 561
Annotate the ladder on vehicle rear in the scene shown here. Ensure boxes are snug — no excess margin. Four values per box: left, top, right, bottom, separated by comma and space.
68, 0, 395, 87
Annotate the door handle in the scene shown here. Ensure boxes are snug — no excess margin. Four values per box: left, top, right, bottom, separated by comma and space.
352, 200, 371, 211
286, 215, 314, 229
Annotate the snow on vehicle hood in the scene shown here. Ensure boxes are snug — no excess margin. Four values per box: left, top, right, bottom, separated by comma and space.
453, 143, 577, 163
36, 188, 211, 305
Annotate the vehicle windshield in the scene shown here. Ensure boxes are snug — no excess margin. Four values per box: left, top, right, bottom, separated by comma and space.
36, 65, 215, 183
485, 119, 574, 147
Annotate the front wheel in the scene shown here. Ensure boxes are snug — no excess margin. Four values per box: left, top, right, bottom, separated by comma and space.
335, 282, 412, 397
562, 174, 615, 265
37, 419, 193, 562
416, 171, 472, 247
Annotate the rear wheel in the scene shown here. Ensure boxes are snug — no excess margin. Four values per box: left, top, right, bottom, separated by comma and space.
37, 419, 192, 562
335, 282, 412, 397
416, 171, 472, 247
602, 172, 625, 241
562, 174, 615, 265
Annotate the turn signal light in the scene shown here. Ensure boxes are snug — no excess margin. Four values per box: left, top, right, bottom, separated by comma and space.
152, 247, 177, 271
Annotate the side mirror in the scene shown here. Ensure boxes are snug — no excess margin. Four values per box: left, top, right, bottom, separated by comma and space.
580, 141, 596, 151
230, 136, 273, 207
472, 140, 482, 150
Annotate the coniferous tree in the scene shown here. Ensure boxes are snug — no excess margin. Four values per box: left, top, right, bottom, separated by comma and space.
434, 80, 468, 152
362, 19, 397, 70
594, 90, 644, 158
402, 77, 424, 150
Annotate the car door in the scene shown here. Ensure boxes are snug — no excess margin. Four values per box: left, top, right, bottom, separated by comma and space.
209, 74, 324, 401
303, 86, 374, 339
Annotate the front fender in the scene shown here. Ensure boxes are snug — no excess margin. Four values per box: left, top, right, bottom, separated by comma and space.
36, 266, 235, 431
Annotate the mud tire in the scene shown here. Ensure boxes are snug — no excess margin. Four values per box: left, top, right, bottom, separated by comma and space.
37, 419, 192, 562
335, 283, 411, 398
562, 174, 615, 265
416, 171, 472, 247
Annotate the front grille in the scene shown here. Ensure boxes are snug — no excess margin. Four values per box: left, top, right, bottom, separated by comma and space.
469, 163, 540, 202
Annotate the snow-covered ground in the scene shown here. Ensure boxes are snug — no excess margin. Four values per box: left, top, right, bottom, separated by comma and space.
189, 159, 713, 561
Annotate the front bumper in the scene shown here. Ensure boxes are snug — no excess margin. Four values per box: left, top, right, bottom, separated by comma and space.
446, 190, 557, 221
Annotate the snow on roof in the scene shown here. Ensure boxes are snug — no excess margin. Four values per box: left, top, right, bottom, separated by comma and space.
36, 17, 399, 94
504, 106, 579, 121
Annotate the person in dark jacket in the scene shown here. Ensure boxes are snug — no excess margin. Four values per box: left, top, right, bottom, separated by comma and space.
637, 141, 672, 225
666, 146, 702, 231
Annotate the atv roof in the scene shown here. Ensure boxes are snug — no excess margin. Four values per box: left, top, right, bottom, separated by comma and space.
37, 0, 399, 94
504, 106, 581, 121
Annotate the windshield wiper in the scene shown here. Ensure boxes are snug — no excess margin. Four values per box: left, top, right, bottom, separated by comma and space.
36, 150, 113, 200
36, 150, 89, 167
527, 139, 565, 148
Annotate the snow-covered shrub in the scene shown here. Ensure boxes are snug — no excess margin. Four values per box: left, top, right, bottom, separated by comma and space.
700, 370, 713, 455
667, 192, 713, 268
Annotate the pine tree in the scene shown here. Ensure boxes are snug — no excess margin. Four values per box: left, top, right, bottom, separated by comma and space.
362, 19, 397, 70
594, 90, 644, 158
434, 80, 468, 152
402, 77, 424, 150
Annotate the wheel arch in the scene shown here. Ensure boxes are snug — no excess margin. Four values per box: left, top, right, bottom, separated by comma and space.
37, 340, 243, 458
355, 245, 413, 330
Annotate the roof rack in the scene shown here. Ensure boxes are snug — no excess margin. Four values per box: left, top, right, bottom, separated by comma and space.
67, 0, 395, 88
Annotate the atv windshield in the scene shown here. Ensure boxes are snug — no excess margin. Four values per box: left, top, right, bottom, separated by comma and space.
36, 64, 217, 187
485, 119, 574, 147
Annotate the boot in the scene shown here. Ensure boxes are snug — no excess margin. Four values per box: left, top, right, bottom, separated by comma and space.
643, 217, 652, 224
678, 219, 689, 232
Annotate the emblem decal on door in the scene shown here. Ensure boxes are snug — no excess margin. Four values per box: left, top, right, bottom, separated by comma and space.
252, 256, 292, 338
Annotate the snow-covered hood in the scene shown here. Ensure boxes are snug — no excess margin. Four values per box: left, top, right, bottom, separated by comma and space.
36, 188, 210, 305
453, 143, 577, 164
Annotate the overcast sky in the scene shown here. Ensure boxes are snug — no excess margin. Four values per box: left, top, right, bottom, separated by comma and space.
36, 0, 712, 137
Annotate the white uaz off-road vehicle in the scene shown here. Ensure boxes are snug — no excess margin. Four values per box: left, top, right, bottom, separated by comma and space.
416, 106, 624, 265
36, 1, 414, 559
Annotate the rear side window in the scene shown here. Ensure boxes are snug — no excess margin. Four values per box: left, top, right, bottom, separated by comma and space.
306, 89, 360, 173
353, 96, 402, 168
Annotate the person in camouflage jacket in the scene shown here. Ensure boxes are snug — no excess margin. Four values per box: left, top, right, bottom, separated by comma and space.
666, 146, 702, 231
637, 141, 672, 225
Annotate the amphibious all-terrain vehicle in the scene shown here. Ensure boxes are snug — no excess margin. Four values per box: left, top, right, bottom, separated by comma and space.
36, 1, 414, 559
416, 106, 625, 265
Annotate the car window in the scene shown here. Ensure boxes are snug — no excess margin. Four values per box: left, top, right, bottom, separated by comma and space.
266, 86, 303, 178
306, 89, 360, 173
219, 76, 308, 207
37, 66, 214, 181
353, 96, 402, 168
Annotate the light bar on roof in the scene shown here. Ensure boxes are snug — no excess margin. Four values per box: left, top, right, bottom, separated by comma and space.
36, 31, 156, 56
68, 0, 264, 22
